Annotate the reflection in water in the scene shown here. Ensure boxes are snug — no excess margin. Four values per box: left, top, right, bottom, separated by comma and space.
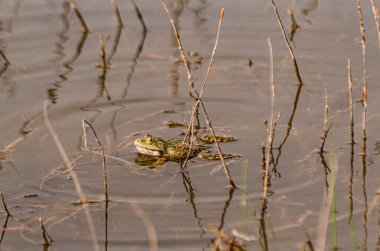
180, 169, 206, 236
362, 131, 368, 250
0, 215, 10, 245
258, 199, 269, 251
122, 0, 147, 98
217, 187, 235, 231
168, 0, 186, 97
1, 0, 21, 33
272, 83, 303, 176
47, 1, 88, 104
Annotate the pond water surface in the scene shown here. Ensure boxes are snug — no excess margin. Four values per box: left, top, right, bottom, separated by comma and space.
1, 0, 380, 250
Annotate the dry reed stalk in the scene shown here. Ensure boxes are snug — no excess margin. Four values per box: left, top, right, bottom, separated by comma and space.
67, 0, 89, 33
268, 0, 303, 85
0, 192, 11, 217
348, 59, 354, 144
129, 202, 158, 251
319, 88, 330, 153
82, 120, 108, 202
0, 49, 10, 65
262, 37, 276, 201
369, 0, 380, 47
314, 133, 338, 251
162, 1, 236, 188
110, 0, 123, 27
39, 217, 53, 246
43, 101, 99, 251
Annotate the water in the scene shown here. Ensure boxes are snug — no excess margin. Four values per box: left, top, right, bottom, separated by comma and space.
1, 0, 380, 250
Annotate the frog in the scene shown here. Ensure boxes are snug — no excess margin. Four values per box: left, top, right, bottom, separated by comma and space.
134, 134, 240, 168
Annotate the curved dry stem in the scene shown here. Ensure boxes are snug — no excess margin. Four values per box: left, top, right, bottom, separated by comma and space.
268, 0, 303, 85
43, 101, 99, 251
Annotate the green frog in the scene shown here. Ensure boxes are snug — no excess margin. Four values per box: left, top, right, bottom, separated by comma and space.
134, 134, 240, 168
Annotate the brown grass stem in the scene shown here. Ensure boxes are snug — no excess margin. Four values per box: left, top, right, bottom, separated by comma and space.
43, 101, 99, 251
262, 37, 277, 201
0, 49, 10, 65
0, 192, 11, 217
39, 217, 53, 246
319, 88, 330, 153
82, 120, 108, 202
348, 59, 355, 145
129, 202, 158, 251
162, 1, 235, 188
315, 129, 338, 251
268, 0, 303, 85
67, 0, 89, 33
369, 0, 380, 48
110, 0, 123, 27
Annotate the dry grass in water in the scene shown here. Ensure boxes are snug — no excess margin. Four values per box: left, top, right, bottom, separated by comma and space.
67, 0, 89, 33
268, 0, 303, 85
162, 0, 236, 188
319, 88, 331, 153
43, 101, 99, 251
210, 224, 247, 251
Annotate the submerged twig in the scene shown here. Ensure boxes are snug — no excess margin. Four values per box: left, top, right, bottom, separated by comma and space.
43, 101, 99, 251
0, 192, 11, 217
67, 0, 89, 33
162, 1, 236, 188
268, 0, 303, 85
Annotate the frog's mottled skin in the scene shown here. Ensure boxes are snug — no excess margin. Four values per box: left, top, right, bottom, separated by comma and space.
134, 134, 239, 167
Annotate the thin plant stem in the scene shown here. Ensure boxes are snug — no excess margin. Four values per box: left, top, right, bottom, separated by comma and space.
263, 37, 276, 201
162, 1, 235, 188
67, 0, 89, 33
82, 120, 108, 202
320, 88, 330, 153
43, 101, 99, 251
268, 0, 303, 86
348, 59, 355, 145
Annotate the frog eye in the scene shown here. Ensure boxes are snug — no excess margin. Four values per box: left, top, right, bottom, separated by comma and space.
146, 136, 152, 144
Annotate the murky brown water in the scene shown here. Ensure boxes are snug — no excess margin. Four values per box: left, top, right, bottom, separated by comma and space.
1, 0, 380, 250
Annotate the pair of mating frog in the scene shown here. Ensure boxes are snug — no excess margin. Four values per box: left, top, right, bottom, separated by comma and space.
134, 133, 240, 168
